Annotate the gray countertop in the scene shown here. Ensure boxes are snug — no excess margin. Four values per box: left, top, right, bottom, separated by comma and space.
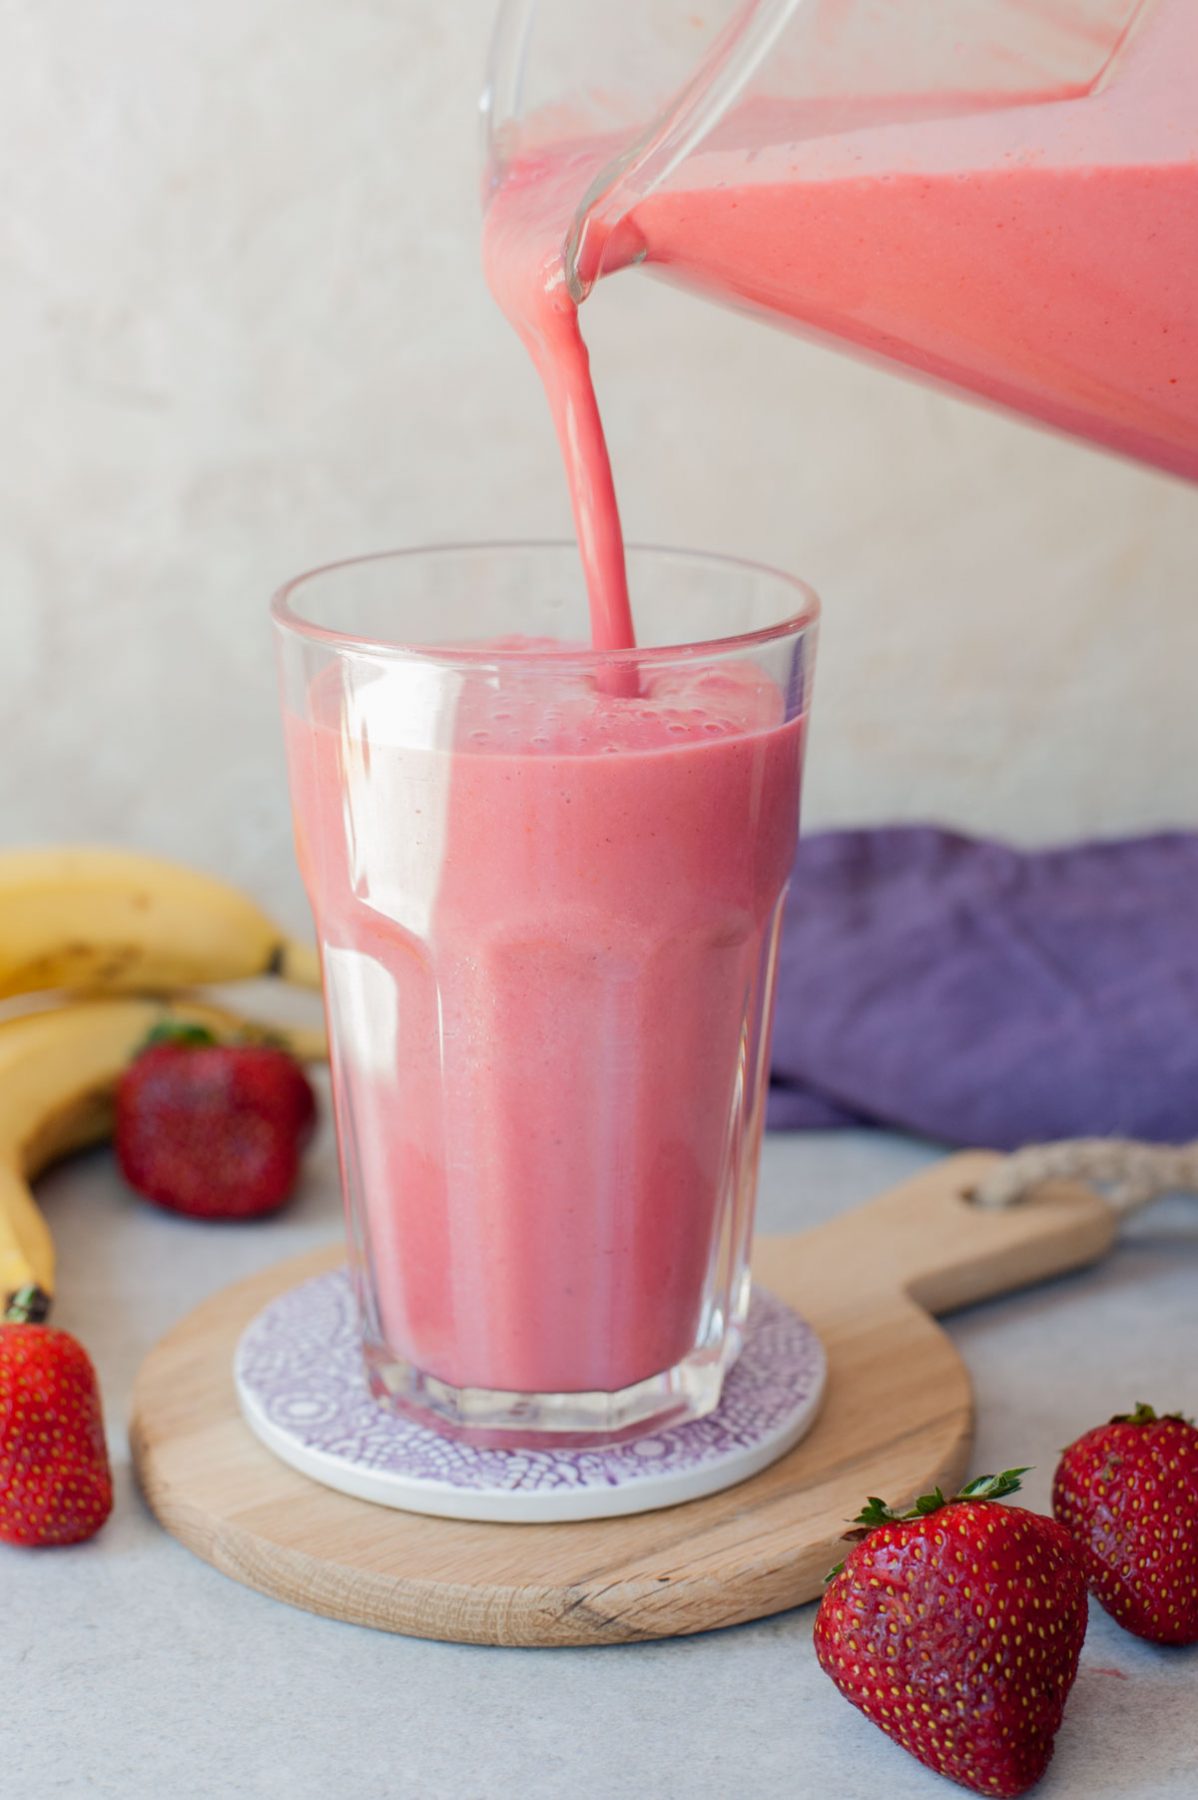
12, 1107, 1196, 1799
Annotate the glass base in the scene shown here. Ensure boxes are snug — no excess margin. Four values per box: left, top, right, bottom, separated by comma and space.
364, 1319, 747, 1450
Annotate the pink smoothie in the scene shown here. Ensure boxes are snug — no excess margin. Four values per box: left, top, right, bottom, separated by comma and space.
290, 659, 804, 1395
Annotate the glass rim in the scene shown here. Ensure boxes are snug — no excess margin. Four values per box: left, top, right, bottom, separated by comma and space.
271, 540, 820, 667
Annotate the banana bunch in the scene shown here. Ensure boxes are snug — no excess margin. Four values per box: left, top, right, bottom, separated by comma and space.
0, 848, 326, 1315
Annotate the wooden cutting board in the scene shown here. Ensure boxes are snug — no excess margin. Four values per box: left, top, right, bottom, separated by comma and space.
130, 1152, 1115, 1647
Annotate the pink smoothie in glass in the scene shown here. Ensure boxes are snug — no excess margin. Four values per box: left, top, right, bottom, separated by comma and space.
289, 657, 803, 1395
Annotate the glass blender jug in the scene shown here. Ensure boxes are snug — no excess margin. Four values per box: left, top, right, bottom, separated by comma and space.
485, 0, 1197, 481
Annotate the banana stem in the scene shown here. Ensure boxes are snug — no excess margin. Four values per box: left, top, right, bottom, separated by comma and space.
4, 1283, 50, 1325
272, 940, 323, 989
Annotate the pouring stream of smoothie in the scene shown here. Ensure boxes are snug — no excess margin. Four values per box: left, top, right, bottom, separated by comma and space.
484, 150, 636, 655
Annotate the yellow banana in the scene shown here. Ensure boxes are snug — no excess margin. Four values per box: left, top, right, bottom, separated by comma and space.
0, 846, 321, 999
0, 996, 327, 1314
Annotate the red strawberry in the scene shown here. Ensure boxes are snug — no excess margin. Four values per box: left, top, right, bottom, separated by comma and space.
1053, 1402, 1198, 1646
0, 1287, 113, 1546
115, 1023, 317, 1220
814, 1470, 1087, 1798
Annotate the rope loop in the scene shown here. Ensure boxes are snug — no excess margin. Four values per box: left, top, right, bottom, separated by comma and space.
970, 1138, 1198, 1215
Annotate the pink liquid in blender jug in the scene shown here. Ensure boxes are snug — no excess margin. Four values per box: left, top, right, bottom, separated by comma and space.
486, 0, 1197, 482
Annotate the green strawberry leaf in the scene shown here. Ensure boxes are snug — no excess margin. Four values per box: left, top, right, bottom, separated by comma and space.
140, 1021, 218, 1054
1111, 1401, 1194, 1428
845, 1468, 1031, 1532
957, 1468, 1031, 1502
914, 1487, 948, 1514
852, 1496, 897, 1527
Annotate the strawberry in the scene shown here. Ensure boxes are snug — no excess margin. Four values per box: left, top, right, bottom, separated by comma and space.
814, 1470, 1087, 1798
1052, 1402, 1198, 1646
0, 1286, 113, 1546
115, 1023, 317, 1220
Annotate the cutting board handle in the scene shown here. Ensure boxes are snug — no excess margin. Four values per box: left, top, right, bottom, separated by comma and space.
759, 1150, 1119, 1320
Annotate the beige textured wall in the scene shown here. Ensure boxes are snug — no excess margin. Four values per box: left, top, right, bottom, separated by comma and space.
3, 1, 1195, 927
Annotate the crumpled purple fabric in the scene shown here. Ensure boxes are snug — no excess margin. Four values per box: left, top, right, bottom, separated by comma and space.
767, 828, 1198, 1149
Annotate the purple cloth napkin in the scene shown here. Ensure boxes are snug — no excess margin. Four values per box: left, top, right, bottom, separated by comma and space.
767, 827, 1198, 1149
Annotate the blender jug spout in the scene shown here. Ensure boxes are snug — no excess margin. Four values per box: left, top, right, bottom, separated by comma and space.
483, 0, 803, 301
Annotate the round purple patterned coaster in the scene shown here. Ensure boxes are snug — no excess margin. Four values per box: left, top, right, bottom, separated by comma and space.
234, 1270, 826, 1523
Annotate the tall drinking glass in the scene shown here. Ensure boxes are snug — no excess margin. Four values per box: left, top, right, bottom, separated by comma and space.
274, 544, 817, 1441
